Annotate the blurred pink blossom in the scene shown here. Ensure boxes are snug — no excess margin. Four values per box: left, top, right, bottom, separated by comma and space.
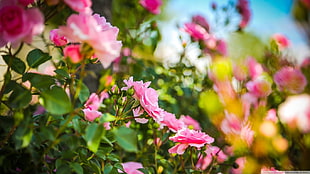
240, 124, 254, 146
192, 14, 210, 32
119, 162, 144, 174
82, 108, 102, 122
64, 0, 92, 13
183, 23, 209, 41
278, 94, 310, 133
272, 33, 290, 49
180, 115, 201, 130
139, 0, 162, 14
0, 0, 44, 47
58, 13, 122, 68
169, 128, 214, 154
196, 145, 228, 170
246, 57, 263, 79
221, 113, 242, 134
49, 29, 68, 46
233, 63, 248, 81
265, 109, 278, 123
63, 44, 83, 63
246, 76, 272, 98
274, 67, 307, 94
236, 0, 251, 29
231, 157, 246, 174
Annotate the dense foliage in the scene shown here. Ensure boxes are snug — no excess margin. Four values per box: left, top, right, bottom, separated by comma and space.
0, 0, 310, 173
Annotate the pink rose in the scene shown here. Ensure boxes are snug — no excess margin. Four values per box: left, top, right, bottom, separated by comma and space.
49, 29, 68, 46
0, 1, 44, 47
84, 92, 108, 111
119, 162, 144, 174
246, 76, 272, 98
139, 0, 162, 14
159, 111, 185, 132
64, 0, 92, 13
83, 108, 102, 122
169, 128, 214, 154
183, 23, 209, 41
63, 44, 83, 63
179, 115, 201, 130
133, 107, 148, 124
274, 67, 307, 94
265, 109, 278, 123
58, 13, 122, 68
272, 33, 290, 49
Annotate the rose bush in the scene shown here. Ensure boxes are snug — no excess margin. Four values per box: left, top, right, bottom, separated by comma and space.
0, 0, 310, 173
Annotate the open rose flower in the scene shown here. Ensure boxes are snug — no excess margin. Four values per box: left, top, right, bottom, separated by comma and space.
169, 128, 214, 155
139, 0, 162, 15
58, 13, 122, 68
183, 22, 209, 41
0, 0, 44, 47
159, 111, 185, 132
274, 67, 307, 94
246, 76, 272, 98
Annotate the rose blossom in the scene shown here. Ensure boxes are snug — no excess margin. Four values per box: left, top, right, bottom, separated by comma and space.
246, 57, 263, 80
278, 94, 310, 133
274, 67, 307, 94
139, 0, 162, 15
63, 44, 83, 63
169, 128, 214, 155
64, 0, 92, 13
58, 13, 122, 68
49, 29, 68, 46
132, 107, 148, 124
119, 162, 144, 174
0, 0, 44, 47
159, 111, 185, 132
82, 108, 102, 122
246, 76, 272, 98
272, 33, 290, 49
183, 23, 209, 41
179, 115, 201, 130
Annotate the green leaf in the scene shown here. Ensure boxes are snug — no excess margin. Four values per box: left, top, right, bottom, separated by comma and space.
22, 72, 55, 90
84, 123, 104, 153
26, 49, 51, 68
40, 86, 72, 115
2, 55, 26, 74
55, 68, 70, 78
8, 85, 31, 109
78, 82, 90, 103
99, 113, 116, 123
70, 162, 83, 174
113, 126, 138, 152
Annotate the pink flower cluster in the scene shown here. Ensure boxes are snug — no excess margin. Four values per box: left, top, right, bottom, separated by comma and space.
274, 66, 307, 94
82, 92, 111, 129
236, 0, 251, 29
183, 15, 227, 56
50, 12, 122, 68
139, 0, 162, 15
122, 77, 202, 133
0, 0, 44, 47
